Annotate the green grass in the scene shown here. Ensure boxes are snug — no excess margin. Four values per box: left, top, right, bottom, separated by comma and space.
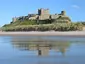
3, 20, 37, 27
1, 23, 83, 31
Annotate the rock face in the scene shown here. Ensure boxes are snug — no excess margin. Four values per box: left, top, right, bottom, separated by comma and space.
12, 8, 71, 23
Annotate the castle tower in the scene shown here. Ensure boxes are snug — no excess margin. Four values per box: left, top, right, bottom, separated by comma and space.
12, 17, 17, 22
61, 11, 66, 16
38, 8, 49, 15
38, 8, 50, 20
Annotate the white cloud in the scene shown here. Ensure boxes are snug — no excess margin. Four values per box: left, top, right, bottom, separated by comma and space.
71, 5, 80, 9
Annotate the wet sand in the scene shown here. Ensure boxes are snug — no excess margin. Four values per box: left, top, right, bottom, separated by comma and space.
0, 31, 85, 36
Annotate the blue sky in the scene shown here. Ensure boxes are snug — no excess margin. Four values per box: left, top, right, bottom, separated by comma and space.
0, 0, 84, 26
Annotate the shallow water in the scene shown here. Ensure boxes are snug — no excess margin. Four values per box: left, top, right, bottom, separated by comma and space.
0, 36, 85, 64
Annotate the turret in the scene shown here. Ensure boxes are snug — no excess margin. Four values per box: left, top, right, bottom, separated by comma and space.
38, 8, 49, 15
12, 17, 17, 22
61, 11, 66, 16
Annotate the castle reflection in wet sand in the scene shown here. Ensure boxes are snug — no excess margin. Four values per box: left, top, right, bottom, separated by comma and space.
0, 36, 85, 64
12, 37, 70, 56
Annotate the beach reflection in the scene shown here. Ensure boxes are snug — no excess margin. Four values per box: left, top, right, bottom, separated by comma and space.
12, 37, 70, 56
1, 36, 85, 64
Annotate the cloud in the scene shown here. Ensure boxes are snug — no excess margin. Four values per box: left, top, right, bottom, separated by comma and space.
71, 5, 80, 9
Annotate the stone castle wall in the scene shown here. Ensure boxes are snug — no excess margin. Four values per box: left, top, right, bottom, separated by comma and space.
12, 8, 71, 23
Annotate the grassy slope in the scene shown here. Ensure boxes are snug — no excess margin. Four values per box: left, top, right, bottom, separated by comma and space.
2, 19, 83, 31
3, 20, 37, 27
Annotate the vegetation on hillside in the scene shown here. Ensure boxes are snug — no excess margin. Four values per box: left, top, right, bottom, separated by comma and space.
79, 22, 85, 26
3, 20, 37, 27
1, 23, 83, 31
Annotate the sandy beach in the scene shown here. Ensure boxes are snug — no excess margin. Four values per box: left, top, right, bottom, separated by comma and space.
0, 31, 85, 36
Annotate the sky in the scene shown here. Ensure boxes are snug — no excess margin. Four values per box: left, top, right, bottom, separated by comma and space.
0, 0, 85, 26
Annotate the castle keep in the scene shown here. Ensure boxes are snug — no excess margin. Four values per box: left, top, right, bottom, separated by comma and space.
12, 8, 71, 23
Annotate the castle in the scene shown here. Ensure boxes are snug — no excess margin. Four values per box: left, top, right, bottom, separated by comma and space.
12, 8, 71, 23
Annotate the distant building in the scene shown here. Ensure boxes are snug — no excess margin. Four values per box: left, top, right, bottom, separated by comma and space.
12, 8, 71, 23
